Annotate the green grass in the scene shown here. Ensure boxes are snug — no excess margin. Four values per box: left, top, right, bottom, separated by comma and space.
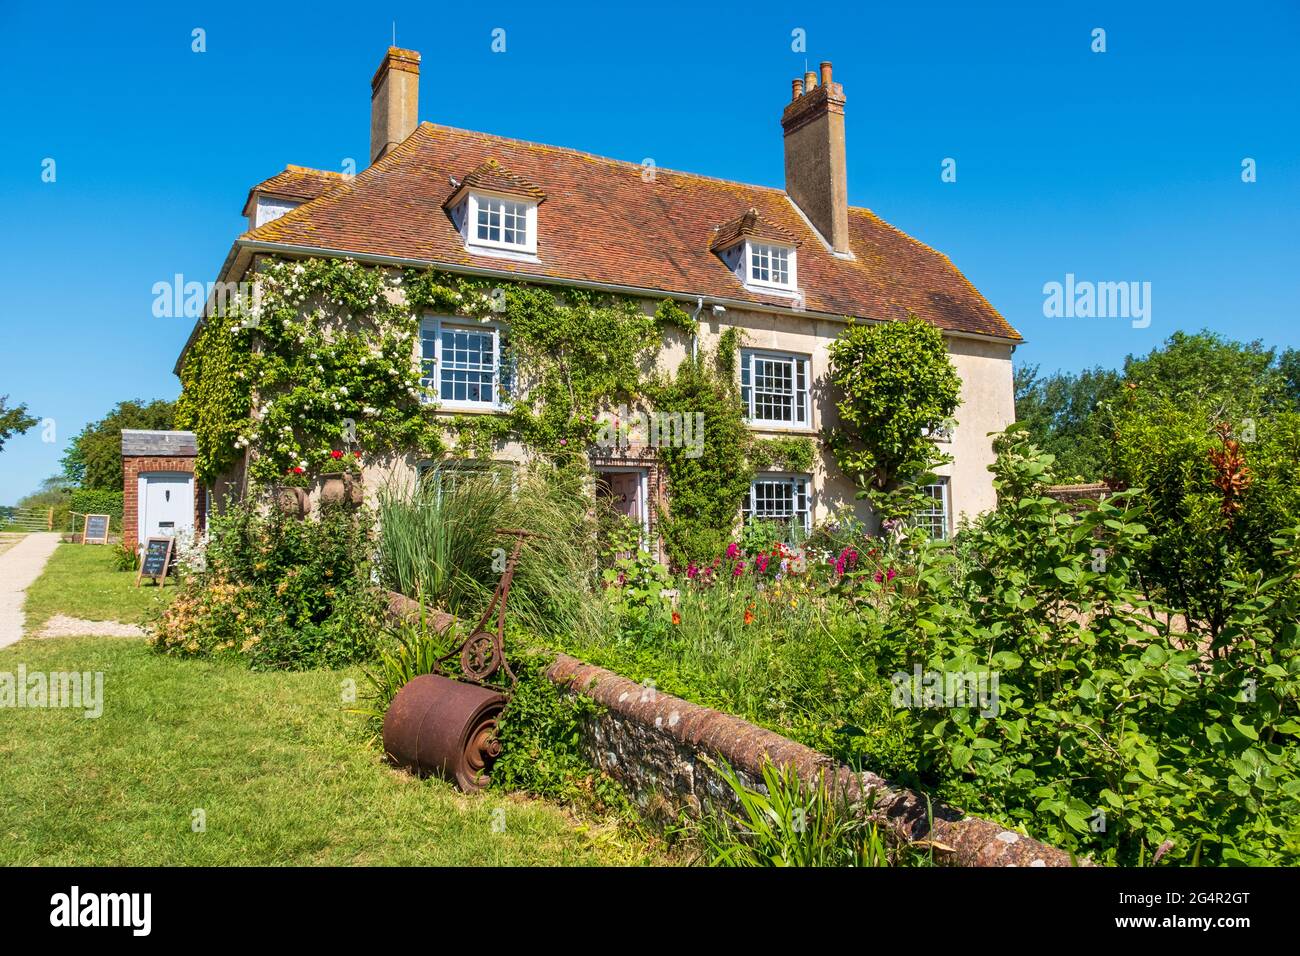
21, 542, 174, 633
0, 637, 663, 865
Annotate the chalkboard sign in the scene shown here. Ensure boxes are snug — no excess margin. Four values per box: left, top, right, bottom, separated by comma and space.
82, 514, 111, 545
136, 536, 175, 588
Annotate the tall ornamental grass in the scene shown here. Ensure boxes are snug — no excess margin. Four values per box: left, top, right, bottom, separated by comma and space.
376, 464, 604, 638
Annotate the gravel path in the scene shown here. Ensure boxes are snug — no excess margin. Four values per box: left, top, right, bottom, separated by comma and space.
35, 615, 146, 639
0, 532, 61, 648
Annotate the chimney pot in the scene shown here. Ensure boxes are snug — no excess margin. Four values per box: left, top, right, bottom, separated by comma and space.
819, 61, 833, 87
370, 47, 420, 165
804, 70, 817, 92
791, 78, 804, 100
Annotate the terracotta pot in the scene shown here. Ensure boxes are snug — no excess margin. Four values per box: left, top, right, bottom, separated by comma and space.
273, 486, 306, 518
320, 472, 364, 509
320, 473, 347, 507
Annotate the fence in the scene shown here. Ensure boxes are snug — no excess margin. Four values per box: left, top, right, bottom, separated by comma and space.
0, 506, 54, 531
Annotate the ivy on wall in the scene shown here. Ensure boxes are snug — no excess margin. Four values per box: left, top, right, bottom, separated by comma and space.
179, 257, 706, 488
179, 258, 442, 487
647, 328, 754, 566
750, 436, 816, 473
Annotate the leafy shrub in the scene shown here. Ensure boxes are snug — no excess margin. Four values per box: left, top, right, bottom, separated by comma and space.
1109, 395, 1300, 640
489, 650, 616, 805
69, 489, 124, 530
151, 499, 384, 670
825, 316, 961, 522
111, 541, 138, 571
876, 426, 1300, 865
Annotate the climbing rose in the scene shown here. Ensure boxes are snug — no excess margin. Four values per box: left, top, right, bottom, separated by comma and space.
330, 450, 343, 460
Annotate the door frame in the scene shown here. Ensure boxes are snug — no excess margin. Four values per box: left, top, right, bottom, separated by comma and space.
137, 471, 194, 546
595, 466, 650, 539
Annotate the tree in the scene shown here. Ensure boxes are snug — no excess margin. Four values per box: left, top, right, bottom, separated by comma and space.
0, 395, 37, 452
1014, 364, 1122, 480
1121, 330, 1286, 417
61, 399, 176, 489
826, 317, 962, 520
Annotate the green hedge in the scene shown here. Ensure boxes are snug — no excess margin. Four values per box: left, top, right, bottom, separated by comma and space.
69, 490, 124, 531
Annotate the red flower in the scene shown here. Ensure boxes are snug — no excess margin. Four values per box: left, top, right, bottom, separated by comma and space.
353, 450, 362, 459
330, 450, 343, 460
671, 611, 681, 625
292, 467, 304, 475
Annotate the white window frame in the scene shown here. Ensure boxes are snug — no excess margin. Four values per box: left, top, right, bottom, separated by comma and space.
744, 240, 798, 292
419, 316, 508, 411
912, 479, 951, 541
743, 473, 812, 536
740, 349, 810, 428
465, 192, 537, 255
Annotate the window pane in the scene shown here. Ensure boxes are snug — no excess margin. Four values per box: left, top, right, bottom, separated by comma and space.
743, 476, 811, 536
911, 481, 949, 541
439, 325, 498, 405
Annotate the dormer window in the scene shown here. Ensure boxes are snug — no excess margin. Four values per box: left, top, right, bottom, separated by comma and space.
254, 195, 301, 227
748, 242, 795, 289
471, 194, 534, 251
711, 207, 802, 298
445, 158, 545, 261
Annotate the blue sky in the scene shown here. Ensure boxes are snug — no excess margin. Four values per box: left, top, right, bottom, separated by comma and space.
1, 0, 1296, 502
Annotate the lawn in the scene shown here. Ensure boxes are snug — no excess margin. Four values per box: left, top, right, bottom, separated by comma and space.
0, 636, 661, 866
21, 541, 175, 634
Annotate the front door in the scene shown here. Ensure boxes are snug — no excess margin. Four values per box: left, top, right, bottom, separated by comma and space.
139, 472, 194, 542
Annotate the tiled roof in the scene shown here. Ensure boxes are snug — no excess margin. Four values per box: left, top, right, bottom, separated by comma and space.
241, 165, 347, 217
242, 124, 1020, 340
448, 158, 546, 206
121, 429, 198, 457
710, 207, 801, 251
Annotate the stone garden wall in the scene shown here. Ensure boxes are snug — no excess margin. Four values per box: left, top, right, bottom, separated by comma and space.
386, 591, 1078, 867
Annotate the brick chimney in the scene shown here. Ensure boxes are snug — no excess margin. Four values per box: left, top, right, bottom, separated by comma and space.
782, 61, 850, 256
370, 47, 420, 165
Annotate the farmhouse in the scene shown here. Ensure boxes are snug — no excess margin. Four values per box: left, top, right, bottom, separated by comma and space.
176, 48, 1021, 542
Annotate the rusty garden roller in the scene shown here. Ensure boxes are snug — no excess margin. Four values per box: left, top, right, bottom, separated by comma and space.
382, 674, 506, 791
382, 529, 540, 792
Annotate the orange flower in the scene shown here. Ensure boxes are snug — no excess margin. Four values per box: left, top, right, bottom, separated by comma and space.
744, 606, 755, 625
672, 611, 681, 625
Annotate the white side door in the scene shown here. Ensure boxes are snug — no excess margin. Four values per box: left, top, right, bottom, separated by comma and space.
139, 472, 194, 542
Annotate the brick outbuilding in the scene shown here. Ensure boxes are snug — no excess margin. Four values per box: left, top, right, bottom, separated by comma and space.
121, 429, 202, 551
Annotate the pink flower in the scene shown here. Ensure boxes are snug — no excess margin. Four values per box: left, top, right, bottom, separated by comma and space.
886, 568, 897, 581
686, 564, 699, 579
873, 571, 884, 583
725, 542, 739, 559
755, 554, 770, 573
733, 562, 745, 577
